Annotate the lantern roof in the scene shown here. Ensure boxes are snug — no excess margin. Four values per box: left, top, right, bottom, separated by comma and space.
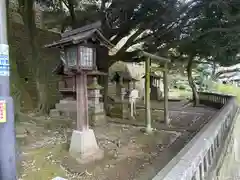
87, 70, 107, 76
45, 21, 113, 49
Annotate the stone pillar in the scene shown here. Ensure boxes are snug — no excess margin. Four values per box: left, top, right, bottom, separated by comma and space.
120, 87, 129, 119
88, 77, 106, 126
116, 76, 123, 98
116, 81, 122, 98
120, 87, 126, 101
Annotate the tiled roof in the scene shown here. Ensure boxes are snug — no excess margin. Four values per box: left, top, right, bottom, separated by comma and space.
45, 21, 113, 49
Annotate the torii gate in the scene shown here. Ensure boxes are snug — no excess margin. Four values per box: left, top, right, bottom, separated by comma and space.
139, 51, 170, 133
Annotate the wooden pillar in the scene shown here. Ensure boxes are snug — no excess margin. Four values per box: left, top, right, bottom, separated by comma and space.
145, 58, 152, 133
163, 63, 169, 125
76, 73, 89, 131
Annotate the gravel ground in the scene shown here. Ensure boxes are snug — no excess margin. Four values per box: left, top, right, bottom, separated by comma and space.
16, 102, 217, 180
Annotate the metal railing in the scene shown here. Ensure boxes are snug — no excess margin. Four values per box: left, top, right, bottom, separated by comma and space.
153, 92, 239, 180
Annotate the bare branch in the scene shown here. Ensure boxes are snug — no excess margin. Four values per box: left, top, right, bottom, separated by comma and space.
197, 26, 240, 39
116, 29, 144, 55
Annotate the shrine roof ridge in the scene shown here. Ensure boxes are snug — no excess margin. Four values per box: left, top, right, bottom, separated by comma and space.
61, 21, 102, 38
45, 21, 114, 49
45, 29, 98, 48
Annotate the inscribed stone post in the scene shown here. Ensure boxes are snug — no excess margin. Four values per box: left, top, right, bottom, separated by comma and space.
120, 87, 129, 119
116, 81, 122, 98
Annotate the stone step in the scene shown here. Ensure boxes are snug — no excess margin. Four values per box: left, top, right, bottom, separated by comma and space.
55, 102, 77, 112
55, 101, 104, 112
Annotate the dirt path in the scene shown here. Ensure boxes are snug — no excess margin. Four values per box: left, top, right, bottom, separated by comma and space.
17, 119, 181, 180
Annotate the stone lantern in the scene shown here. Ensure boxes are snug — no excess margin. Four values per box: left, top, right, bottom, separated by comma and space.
45, 21, 111, 163
87, 70, 107, 126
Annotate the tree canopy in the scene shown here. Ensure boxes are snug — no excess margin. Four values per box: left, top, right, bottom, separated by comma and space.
11, 0, 240, 111
33, 0, 240, 67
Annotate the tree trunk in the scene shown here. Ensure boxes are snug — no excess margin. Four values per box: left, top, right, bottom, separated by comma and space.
212, 61, 216, 76
33, 36, 50, 114
187, 56, 199, 106
30, 23, 49, 114
18, 0, 50, 114
67, 0, 77, 28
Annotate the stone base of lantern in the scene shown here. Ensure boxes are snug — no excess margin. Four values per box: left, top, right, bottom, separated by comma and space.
90, 112, 106, 126
69, 129, 104, 164
108, 101, 130, 119
88, 102, 106, 126
121, 103, 130, 119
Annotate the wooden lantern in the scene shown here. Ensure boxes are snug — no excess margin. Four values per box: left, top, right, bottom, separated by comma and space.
45, 22, 113, 163
64, 45, 96, 71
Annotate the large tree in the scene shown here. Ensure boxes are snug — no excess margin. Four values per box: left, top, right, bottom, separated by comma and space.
17, 0, 240, 111
17, 0, 50, 113
174, 0, 240, 105
39, 0, 198, 63
38, 0, 197, 110
31, 0, 192, 111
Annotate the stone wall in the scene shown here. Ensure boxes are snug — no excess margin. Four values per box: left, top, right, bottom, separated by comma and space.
8, 21, 61, 111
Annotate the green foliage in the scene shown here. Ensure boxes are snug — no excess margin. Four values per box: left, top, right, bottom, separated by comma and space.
171, 78, 191, 91
39, 0, 198, 61
15, 0, 240, 111
176, 0, 240, 66
39, 0, 240, 70
178, 84, 186, 90
213, 83, 240, 102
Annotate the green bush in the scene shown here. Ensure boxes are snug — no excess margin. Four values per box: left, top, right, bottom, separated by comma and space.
213, 83, 240, 102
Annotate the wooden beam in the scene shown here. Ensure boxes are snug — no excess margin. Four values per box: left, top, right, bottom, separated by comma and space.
76, 73, 89, 131
139, 51, 170, 63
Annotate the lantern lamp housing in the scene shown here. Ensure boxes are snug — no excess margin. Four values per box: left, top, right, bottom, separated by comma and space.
64, 45, 96, 71
45, 21, 113, 72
